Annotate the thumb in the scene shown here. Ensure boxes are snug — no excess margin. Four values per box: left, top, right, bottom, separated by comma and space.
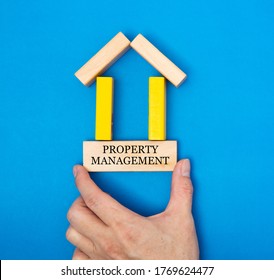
165, 159, 194, 214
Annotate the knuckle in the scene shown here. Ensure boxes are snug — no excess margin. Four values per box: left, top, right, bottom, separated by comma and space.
85, 194, 98, 210
66, 227, 73, 242
67, 204, 78, 223
182, 178, 193, 196
121, 226, 139, 245
110, 218, 124, 230
66, 227, 81, 246
102, 239, 123, 259
67, 198, 83, 223
67, 207, 74, 222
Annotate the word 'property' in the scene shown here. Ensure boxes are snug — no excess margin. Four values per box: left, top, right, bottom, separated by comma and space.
103, 145, 159, 154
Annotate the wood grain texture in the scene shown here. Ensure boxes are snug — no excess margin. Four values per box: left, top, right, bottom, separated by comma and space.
149, 77, 166, 140
83, 140, 177, 172
75, 32, 130, 86
130, 34, 187, 87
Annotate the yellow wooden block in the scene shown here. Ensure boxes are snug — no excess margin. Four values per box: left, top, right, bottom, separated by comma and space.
95, 77, 113, 140
75, 32, 130, 86
149, 77, 166, 140
131, 34, 187, 87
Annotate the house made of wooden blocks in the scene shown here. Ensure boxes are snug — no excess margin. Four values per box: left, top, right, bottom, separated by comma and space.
75, 32, 187, 172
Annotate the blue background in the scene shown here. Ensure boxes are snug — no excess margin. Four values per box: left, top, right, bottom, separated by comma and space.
0, 0, 274, 260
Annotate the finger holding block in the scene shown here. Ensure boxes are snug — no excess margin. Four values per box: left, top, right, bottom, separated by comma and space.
75, 32, 130, 86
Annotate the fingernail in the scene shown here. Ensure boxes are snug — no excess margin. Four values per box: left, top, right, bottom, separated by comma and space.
181, 159, 191, 177
73, 166, 78, 177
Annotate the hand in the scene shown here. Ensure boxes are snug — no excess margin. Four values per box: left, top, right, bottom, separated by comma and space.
66, 159, 199, 260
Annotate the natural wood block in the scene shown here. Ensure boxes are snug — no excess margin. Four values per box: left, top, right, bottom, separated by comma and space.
95, 77, 113, 140
75, 32, 130, 86
130, 34, 187, 87
83, 140, 177, 172
149, 77, 166, 140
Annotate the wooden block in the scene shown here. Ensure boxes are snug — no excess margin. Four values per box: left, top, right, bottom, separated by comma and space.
149, 77, 166, 140
75, 32, 130, 86
83, 140, 177, 172
130, 34, 187, 87
95, 77, 113, 140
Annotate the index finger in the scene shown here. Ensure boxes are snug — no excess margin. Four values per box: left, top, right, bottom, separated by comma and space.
73, 165, 138, 227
